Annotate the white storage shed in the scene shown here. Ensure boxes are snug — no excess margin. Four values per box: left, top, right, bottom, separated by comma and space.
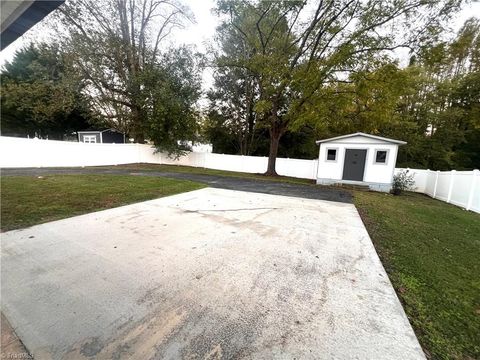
316, 132, 406, 192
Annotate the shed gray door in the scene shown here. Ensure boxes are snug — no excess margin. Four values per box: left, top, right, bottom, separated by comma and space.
342, 149, 367, 181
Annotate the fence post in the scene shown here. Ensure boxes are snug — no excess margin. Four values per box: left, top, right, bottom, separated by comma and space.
424, 169, 429, 193
447, 170, 456, 203
433, 170, 440, 198
466, 169, 479, 211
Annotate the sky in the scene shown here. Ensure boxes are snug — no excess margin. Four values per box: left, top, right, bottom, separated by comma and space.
1, 0, 479, 91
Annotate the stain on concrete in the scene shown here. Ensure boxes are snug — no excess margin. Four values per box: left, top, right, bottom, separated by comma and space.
80, 337, 103, 357
67, 307, 187, 359
153, 305, 264, 360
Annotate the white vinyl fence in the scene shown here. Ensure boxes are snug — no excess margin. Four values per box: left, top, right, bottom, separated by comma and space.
0, 136, 319, 179
1, 136, 478, 213
0, 136, 145, 168
395, 168, 480, 213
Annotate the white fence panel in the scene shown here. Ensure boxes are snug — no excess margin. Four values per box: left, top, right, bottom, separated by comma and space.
158, 152, 199, 167
276, 158, 318, 180
395, 167, 480, 213
450, 171, 473, 207
204, 153, 263, 174
414, 170, 428, 193
395, 168, 429, 193
435, 172, 452, 202
0, 136, 140, 168
470, 172, 480, 213
188, 152, 207, 168
161, 153, 186, 166
137, 145, 162, 164
239, 155, 268, 174
424, 171, 437, 197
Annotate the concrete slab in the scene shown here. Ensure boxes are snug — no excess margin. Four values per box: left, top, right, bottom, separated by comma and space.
1, 188, 425, 359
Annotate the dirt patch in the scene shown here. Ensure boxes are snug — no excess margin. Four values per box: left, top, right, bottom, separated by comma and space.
1, 313, 32, 359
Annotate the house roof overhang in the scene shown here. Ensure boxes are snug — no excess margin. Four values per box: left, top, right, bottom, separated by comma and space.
1, 0, 65, 50
315, 132, 407, 145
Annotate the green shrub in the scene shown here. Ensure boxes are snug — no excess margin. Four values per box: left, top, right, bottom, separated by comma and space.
392, 169, 415, 195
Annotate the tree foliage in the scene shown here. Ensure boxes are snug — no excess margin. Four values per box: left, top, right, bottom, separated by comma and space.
57, 0, 202, 153
1, 43, 93, 139
205, 17, 259, 155
387, 18, 480, 170
142, 47, 202, 154
211, 0, 463, 175
207, 2, 479, 171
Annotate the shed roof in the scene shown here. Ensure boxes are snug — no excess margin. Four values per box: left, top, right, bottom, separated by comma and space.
315, 132, 406, 145
77, 128, 124, 134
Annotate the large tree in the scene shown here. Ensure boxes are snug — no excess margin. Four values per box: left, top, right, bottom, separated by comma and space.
386, 18, 480, 170
214, 0, 463, 175
206, 68, 259, 155
207, 19, 259, 155
56, 0, 201, 151
1, 43, 93, 139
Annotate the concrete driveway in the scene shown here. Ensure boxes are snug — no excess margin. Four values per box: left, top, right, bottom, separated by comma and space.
1, 188, 424, 359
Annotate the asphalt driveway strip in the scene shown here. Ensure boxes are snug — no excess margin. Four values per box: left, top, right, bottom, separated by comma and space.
0, 167, 352, 204
1, 188, 424, 359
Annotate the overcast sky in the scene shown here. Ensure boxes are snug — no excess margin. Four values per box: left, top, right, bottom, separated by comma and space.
1, 0, 479, 91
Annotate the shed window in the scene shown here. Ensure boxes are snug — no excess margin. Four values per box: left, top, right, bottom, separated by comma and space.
375, 150, 387, 164
83, 135, 97, 143
326, 149, 337, 161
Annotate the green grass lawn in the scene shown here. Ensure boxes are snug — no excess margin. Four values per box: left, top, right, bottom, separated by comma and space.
95, 163, 315, 185
353, 191, 480, 360
0, 175, 204, 232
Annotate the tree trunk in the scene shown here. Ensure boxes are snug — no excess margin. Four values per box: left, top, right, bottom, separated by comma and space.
134, 132, 145, 144
265, 124, 283, 176
131, 104, 145, 143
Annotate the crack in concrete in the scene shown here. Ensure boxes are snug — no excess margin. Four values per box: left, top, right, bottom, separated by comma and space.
183, 207, 279, 213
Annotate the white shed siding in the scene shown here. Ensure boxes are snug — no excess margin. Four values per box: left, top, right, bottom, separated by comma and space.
316, 134, 402, 191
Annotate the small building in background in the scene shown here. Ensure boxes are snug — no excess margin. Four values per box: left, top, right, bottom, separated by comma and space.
315, 132, 406, 192
77, 129, 125, 144
191, 143, 213, 153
